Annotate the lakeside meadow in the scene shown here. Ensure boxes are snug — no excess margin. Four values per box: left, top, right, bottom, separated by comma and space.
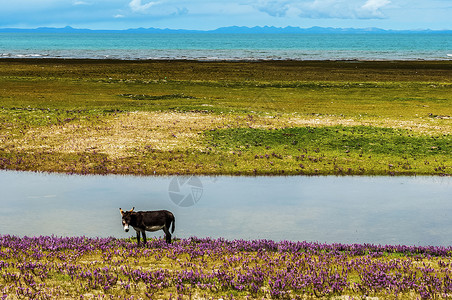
0, 59, 451, 176
0, 59, 452, 299
4, 235, 452, 299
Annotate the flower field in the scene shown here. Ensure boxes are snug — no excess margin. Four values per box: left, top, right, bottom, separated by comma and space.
2, 235, 452, 299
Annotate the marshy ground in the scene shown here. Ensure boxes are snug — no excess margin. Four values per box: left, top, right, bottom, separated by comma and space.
0, 59, 451, 175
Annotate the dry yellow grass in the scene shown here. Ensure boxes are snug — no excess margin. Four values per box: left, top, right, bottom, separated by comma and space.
6, 110, 449, 162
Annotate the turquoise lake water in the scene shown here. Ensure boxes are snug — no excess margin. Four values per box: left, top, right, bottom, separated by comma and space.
1, 33, 451, 60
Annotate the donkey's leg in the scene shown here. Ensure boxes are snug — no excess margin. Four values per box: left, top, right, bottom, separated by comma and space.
136, 231, 141, 246
162, 227, 172, 244
141, 231, 147, 245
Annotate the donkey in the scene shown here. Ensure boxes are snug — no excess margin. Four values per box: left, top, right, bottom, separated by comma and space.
119, 207, 175, 245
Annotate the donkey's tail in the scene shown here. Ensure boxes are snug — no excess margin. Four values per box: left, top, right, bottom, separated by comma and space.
171, 214, 175, 233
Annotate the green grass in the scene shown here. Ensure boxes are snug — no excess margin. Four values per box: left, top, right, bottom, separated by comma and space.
206, 126, 450, 156
1, 75, 451, 118
0, 59, 451, 176
202, 126, 451, 175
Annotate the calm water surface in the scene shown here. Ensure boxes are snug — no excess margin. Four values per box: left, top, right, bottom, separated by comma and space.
1, 33, 451, 60
0, 171, 451, 246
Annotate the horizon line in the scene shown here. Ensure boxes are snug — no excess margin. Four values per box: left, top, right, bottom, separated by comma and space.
1, 25, 452, 32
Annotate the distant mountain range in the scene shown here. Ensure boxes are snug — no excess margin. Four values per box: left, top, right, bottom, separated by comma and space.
1, 25, 451, 34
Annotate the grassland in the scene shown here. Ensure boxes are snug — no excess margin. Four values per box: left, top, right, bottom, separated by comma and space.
0, 59, 451, 175
3, 235, 452, 299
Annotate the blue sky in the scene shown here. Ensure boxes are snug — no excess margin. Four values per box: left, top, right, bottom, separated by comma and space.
1, 0, 451, 30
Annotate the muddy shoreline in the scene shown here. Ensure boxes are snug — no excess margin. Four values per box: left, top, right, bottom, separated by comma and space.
1, 58, 452, 82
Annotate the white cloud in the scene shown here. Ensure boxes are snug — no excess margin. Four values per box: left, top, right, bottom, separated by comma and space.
127, 0, 191, 18
251, 0, 291, 17
249, 0, 391, 19
360, 0, 390, 17
73, 1, 90, 5
129, 0, 161, 13
362, 0, 390, 11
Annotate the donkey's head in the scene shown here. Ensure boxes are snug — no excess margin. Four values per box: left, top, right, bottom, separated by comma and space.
119, 207, 135, 232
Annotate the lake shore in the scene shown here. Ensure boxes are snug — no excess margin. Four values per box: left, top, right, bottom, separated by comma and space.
2, 58, 452, 82
0, 59, 451, 176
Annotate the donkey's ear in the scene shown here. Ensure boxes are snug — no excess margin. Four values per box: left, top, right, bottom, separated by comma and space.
119, 208, 124, 215
130, 207, 135, 212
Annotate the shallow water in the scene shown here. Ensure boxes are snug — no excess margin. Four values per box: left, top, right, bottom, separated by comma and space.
0, 170, 451, 246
